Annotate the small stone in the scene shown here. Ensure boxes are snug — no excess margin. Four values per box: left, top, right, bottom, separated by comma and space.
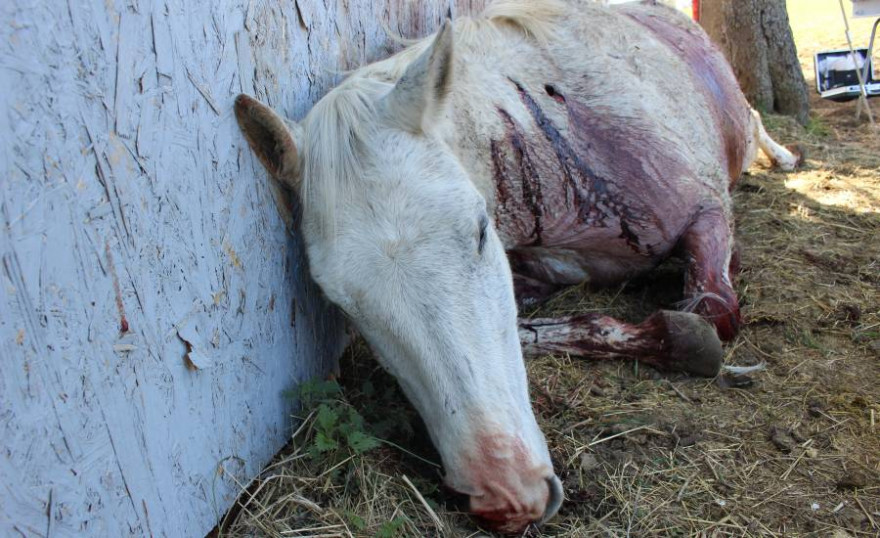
678, 434, 699, 447
769, 426, 795, 453
717, 373, 754, 389
836, 469, 871, 490
762, 341, 783, 354
805, 447, 819, 458
836, 506, 867, 529
811, 502, 820, 511
580, 453, 600, 472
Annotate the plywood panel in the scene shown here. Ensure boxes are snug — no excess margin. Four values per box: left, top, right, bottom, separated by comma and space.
0, 0, 485, 535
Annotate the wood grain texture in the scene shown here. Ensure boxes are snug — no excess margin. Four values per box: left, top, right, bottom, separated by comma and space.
0, 0, 484, 536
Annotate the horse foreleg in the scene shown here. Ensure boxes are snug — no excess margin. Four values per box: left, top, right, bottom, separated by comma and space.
518, 310, 723, 377
679, 207, 741, 341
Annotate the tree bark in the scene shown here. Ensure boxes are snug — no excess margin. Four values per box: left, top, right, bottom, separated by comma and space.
700, 0, 810, 125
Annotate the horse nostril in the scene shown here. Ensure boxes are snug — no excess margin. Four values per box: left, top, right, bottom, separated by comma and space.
539, 475, 564, 525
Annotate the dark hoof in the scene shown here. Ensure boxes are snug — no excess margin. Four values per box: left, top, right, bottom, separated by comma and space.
661, 311, 723, 377
786, 143, 807, 168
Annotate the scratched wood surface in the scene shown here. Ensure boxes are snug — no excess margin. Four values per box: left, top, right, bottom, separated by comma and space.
0, 1, 485, 536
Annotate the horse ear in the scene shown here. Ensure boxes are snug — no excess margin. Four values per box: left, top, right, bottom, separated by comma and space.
384, 19, 454, 133
234, 94, 301, 188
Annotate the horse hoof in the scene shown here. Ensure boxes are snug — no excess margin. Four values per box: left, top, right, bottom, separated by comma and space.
786, 143, 807, 168
661, 310, 723, 377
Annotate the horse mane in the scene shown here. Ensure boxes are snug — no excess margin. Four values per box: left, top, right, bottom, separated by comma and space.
300, 77, 388, 236
478, 0, 565, 44
299, 0, 566, 236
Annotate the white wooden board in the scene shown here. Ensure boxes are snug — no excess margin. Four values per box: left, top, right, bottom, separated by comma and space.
0, 0, 485, 536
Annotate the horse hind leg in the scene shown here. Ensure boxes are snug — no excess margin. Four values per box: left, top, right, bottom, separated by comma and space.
677, 207, 741, 341
750, 108, 805, 171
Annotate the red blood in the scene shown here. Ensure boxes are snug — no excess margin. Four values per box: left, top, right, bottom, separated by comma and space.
462, 431, 549, 533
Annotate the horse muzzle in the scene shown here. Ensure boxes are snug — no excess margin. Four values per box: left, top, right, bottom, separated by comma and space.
447, 429, 563, 533
468, 474, 563, 533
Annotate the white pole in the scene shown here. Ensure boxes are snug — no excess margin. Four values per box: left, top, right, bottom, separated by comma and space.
838, 0, 875, 124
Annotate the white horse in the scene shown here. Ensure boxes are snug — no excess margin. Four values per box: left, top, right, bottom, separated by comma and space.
235, 0, 801, 532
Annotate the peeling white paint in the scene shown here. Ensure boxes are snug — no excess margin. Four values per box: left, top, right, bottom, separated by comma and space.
0, 0, 484, 536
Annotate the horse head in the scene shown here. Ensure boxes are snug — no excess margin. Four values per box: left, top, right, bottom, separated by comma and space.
234, 20, 561, 533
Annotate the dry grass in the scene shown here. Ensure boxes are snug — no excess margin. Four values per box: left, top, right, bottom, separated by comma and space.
217, 3, 880, 537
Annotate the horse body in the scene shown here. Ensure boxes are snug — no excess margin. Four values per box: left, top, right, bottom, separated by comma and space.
442, 2, 768, 340
234, 1, 801, 533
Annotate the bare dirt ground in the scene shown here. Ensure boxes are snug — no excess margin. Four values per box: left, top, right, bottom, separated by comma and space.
219, 3, 879, 536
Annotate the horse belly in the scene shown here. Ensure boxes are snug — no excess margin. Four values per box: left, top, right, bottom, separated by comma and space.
489, 80, 698, 285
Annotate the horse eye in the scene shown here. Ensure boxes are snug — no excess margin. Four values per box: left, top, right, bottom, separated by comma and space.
477, 215, 489, 254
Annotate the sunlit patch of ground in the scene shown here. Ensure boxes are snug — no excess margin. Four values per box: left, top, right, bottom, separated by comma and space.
217, 2, 879, 537
786, 171, 879, 214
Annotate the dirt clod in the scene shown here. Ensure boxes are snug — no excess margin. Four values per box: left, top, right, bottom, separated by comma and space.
836, 303, 862, 324
769, 426, 797, 453
579, 453, 600, 472
836, 469, 872, 491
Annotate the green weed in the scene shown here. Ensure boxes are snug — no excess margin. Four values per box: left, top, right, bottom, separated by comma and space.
292, 379, 381, 461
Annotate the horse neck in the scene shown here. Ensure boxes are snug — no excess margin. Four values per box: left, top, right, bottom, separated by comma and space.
444, 45, 532, 221
444, 64, 511, 215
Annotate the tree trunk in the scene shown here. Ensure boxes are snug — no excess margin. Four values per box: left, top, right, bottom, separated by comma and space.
700, 0, 810, 125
